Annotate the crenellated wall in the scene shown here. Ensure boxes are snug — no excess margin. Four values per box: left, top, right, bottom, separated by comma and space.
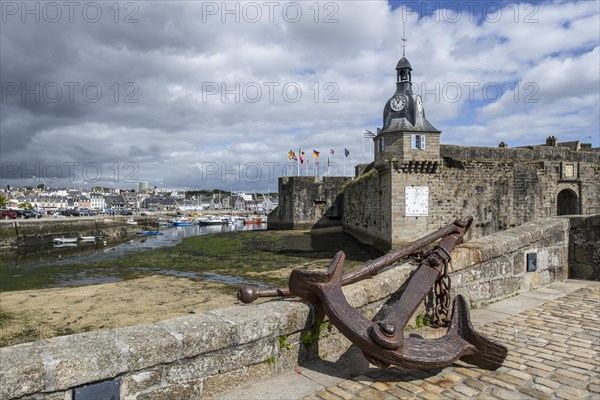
2, 216, 583, 400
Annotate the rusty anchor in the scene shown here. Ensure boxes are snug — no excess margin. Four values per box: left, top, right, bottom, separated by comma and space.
238, 217, 508, 370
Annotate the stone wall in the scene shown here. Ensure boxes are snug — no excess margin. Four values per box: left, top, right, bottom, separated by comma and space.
1, 217, 572, 400
341, 168, 392, 249
268, 176, 351, 230
343, 145, 600, 249
566, 214, 600, 280
0, 217, 156, 251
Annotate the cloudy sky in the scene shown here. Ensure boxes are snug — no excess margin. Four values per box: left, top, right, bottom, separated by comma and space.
1, 0, 599, 192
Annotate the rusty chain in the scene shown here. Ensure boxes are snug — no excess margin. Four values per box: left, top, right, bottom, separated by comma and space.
433, 249, 451, 327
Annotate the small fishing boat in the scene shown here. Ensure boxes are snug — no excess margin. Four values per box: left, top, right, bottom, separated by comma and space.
173, 217, 193, 226
53, 237, 78, 244
79, 236, 96, 241
137, 231, 162, 236
243, 217, 263, 225
158, 219, 173, 226
126, 218, 138, 225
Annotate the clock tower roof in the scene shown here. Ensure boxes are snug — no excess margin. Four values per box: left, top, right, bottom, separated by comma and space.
380, 56, 440, 134
396, 56, 412, 71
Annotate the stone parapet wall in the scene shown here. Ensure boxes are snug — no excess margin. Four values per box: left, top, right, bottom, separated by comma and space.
441, 144, 600, 163
1, 218, 572, 399
567, 214, 600, 280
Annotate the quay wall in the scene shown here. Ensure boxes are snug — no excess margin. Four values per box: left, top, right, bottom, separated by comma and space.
0, 217, 157, 250
1, 217, 574, 400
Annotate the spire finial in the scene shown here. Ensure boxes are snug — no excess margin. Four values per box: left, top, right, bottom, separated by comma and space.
401, 22, 407, 57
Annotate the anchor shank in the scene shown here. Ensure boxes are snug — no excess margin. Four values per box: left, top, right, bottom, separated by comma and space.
341, 218, 469, 286
369, 264, 441, 349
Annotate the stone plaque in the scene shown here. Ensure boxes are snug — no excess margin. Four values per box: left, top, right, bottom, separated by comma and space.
405, 186, 429, 216
73, 379, 120, 400
564, 164, 574, 177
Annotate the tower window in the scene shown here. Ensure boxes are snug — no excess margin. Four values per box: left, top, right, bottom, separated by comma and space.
379, 137, 385, 153
411, 134, 426, 150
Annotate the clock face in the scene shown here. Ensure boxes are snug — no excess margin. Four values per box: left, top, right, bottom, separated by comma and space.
416, 95, 423, 114
405, 186, 429, 216
390, 95, 407, 111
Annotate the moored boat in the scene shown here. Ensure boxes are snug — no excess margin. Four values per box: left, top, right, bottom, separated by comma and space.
173, 217, 193, 226
53, 237, 78, 244
137, 231, 162, 236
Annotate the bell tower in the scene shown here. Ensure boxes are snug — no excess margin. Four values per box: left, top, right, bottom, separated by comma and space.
373, 36, 441, 174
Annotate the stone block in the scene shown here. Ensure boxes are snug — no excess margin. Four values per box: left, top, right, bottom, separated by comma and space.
343, 285, 368, 308
121, 368, 163, 398
0, 342, 46, 399
450, 244, 482, 272
259, 300, 313, 335
156, 312, 236, 359
164, 337, 275, 383
43, 330, 128, 391
119, 324, 180, 370
136, 379, 202, 400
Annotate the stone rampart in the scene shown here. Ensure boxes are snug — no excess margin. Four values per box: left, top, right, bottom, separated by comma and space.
0, 217, 573, 400
268, 176, 351, 230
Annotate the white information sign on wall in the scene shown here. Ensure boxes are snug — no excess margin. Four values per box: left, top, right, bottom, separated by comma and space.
405, 186, 429, 216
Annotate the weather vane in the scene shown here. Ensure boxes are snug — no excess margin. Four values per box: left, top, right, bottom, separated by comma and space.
401, 21, 407, 57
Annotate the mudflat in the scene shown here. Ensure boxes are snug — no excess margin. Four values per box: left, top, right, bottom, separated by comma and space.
0, 275, 255, 347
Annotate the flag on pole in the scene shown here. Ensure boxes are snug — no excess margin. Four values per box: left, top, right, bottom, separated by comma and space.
313, 150, 320, 158
344, 148, 349, 157
288, 150, 294, 160
330, 148, 334, 155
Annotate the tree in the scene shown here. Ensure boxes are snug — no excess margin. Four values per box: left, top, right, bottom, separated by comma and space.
37, 183, 45, 190
18, 202, 34, 210
0, 195, 6, 208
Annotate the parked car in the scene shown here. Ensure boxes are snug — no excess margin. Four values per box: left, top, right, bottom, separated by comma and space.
61, 209, 80, 217
0, 209, 17, 219
120, 209, 133, 216
15, 210, 42, 219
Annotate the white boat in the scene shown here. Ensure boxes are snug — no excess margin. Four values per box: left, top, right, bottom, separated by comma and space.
54, 243, 77, 248
53, 237, 78, 244
199, 216, 226, 225
126, 218, 138, 225
79, 236, 96, 241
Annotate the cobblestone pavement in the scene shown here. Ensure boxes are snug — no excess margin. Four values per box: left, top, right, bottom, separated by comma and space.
304, 284, 599, 400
